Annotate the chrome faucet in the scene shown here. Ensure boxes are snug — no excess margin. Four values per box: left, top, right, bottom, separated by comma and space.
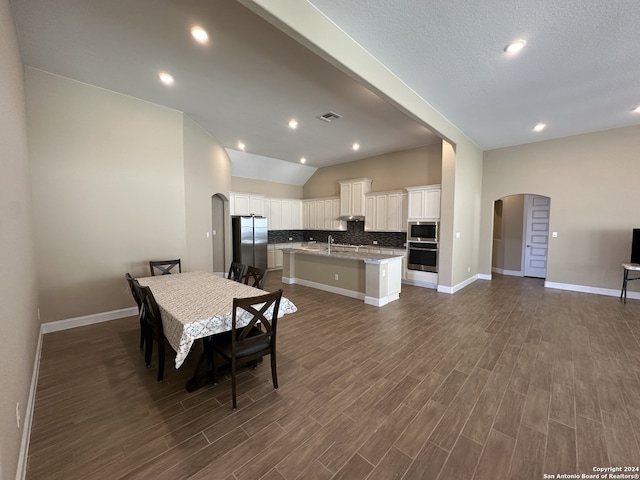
327, 235, 334, 254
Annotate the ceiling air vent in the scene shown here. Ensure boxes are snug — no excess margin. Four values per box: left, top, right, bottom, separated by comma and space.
316, 111, 342, 122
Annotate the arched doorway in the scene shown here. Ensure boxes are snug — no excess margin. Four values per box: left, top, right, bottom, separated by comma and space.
211, 194, 227, 275
492, 194, 551, 279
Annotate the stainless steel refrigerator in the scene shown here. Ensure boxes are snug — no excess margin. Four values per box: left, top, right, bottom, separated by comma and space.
231, 215, 268, 270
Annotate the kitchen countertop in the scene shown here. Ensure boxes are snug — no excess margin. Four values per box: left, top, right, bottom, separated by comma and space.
281, 246, 404, 263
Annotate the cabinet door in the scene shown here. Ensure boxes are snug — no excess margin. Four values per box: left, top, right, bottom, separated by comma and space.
280, 201, 291, 230
315, 201, 325, 229
249, 195, 263, 216
375, 194, 387, 231
387, 193, 402, 231
424, 189, 441, 219
352, 182, 365, 216
339, 183, 351, 216
332, 199, 345, 231
267, 245, 275, 269
323, 199, 333, 230
269, 199, 282, 230
364, 196, 375, 231
302, 201, 310, 229
233, 193, 251, 216
275, 245, 284, 267
407, 190, 425, 219
308, 200, 317, 229
291, 200, 302, 230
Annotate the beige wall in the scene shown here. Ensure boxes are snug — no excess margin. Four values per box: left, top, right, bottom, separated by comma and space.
303, 144, 442, 198
230, 176, 303, 198
27, 69, 187, 322
481, 125, 640, 291
0, 0, 39, 477
183, 115, 232, 274
242, 0, 483, 290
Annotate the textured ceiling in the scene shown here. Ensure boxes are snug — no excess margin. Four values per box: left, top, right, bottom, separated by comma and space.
10, 0, 640, 179
308, 0, 640, 149
10, 0, 438, 172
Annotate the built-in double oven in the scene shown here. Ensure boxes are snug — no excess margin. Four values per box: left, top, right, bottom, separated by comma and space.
407, 221, 439, 273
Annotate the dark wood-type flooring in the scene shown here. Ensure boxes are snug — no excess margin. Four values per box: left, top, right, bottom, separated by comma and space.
26, 272, 640, 479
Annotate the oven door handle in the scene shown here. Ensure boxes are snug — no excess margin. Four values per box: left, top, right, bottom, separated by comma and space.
409, 247, 438, 252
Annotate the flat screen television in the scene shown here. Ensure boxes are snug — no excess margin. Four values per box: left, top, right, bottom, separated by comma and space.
631, 229, 640, 264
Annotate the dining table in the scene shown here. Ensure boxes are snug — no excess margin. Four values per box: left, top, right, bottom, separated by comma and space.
136, 270, 297, 391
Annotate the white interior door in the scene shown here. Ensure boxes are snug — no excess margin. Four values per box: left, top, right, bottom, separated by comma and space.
523, 195, 550, 278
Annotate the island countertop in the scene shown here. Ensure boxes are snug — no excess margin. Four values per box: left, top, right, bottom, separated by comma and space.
280, 246, 404, 264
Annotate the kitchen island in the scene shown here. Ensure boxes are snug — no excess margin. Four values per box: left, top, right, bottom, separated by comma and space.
281, 246, 403, 306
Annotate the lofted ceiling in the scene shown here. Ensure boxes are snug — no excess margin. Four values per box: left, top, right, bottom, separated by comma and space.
10, 0, 640, 181
9, 0, 438, 179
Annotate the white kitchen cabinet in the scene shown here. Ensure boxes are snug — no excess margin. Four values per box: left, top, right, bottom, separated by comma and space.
302, 197, 343, 230
266, 199, 282, 229
406, 185, 441, 220
364, 191, 407, 232
230, 192, 264, 216
290, 201, 302, 229
264, 198, 303, 230
339, 178, 372, 217
332, 199, 346, 230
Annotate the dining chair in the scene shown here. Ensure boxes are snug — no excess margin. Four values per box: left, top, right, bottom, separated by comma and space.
149, 259, 182, 276
139, 285, 171, 382
125, 273, 146, 349
227, 261, 248, 282
243, 266, 268, 289
211, 289, 283, 409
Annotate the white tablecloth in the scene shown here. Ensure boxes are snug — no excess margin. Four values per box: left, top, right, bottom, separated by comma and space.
137, 271, 297, 368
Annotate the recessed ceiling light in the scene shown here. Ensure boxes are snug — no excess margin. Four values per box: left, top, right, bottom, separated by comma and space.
352, 143, 360, 151
533, 123, 546, 132
237, 142, 245, 151
288, 119, 298, 129
504, 39, 526, 54
633, 106, 640, 113
190, 26, 208, 44
158, 72, 174, 85
300, 157, 306, 164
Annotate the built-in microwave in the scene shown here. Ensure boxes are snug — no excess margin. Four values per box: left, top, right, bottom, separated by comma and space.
408, 221, 439, 242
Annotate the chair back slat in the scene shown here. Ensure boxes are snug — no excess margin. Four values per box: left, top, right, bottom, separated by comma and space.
243, 266, 268, 289
228, 262, 248, 282
149, 259, 181, 276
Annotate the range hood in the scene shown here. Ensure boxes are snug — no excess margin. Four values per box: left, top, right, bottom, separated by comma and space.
336, 214, 364, 222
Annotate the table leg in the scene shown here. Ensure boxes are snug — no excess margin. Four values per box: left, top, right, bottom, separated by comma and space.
186, 338, 216, 392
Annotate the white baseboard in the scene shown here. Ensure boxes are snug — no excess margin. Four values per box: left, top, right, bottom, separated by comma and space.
438, 274, 478, 294
41, 307, 138, 334
492, 267, 523, 277
16, 325, 44, 480
544, 281, 633, 299
478, 273, 492, 280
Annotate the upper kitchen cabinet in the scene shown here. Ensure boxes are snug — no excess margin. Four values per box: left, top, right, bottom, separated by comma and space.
263, 198, 303, 230
406, 185, 441, 220
303, 197, 345, 230
365, 191, 408, 232
230, 192, 264, 216
339, 178, 372, 218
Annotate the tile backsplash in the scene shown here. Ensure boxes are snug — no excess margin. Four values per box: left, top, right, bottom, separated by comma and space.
268, 221, 406, 248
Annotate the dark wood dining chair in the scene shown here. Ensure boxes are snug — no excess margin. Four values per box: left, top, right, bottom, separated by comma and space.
243, 265, 268, 289
149, 259, 181, 276
139, 285, 171, 382
125, 273, 146, 349
227, 262, 248, 282
211, 289, 283, 409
